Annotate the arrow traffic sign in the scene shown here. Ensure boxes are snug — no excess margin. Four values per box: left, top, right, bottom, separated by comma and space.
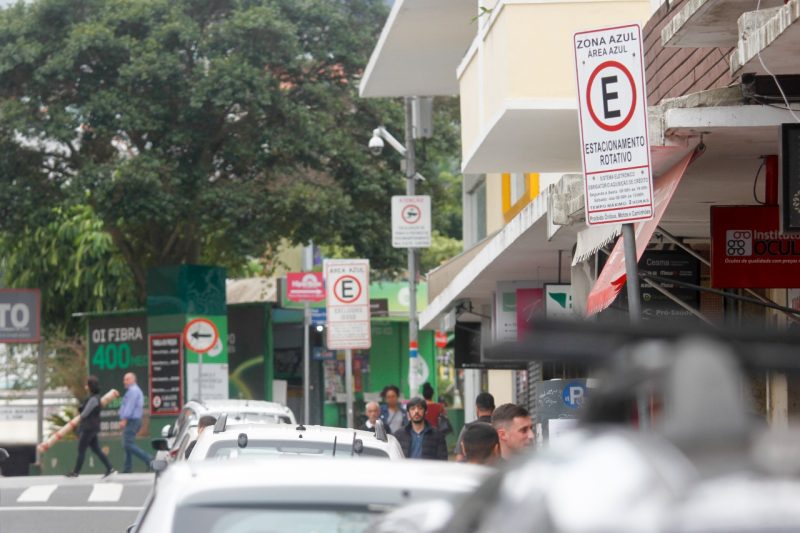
183, 318, 219, 353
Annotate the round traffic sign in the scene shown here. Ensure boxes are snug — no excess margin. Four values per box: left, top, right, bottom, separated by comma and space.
401, 204, 422, 224
586, 60, 636, 132
333, 275, 362, 304
183, 318, 220, 353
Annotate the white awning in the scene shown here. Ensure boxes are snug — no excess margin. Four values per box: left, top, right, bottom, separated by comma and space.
420, 188, 578, 330
359, 0, 476, 98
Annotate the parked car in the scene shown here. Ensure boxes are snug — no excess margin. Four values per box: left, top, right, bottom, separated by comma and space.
154, 399, 296, 462
130, 458, 490, 533
186, 415, 404, 460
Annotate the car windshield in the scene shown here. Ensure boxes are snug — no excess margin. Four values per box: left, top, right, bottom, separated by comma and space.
174, 505, 381, 533
205, 440, 389, 459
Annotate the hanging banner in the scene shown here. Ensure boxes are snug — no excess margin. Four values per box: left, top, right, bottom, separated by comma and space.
711, 205, 800, 288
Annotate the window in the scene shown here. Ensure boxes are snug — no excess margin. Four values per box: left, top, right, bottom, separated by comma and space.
463, 175, 487, 249
501, 173, 539, 223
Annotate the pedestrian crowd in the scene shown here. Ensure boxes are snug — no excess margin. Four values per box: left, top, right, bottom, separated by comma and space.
64, 373, 533, 476
361, 381, 533, 465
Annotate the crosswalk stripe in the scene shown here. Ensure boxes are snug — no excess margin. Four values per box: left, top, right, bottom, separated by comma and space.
88, 482, 123, 502
16, 484, 58, 503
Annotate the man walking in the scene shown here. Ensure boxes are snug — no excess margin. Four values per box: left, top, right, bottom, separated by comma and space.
455, 392, 495, 462
119, 372, 152, 473
491, 403, 534, 460
394, 397, 448, 460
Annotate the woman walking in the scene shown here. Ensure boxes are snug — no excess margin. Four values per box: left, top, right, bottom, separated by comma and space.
66, 375, 115, 478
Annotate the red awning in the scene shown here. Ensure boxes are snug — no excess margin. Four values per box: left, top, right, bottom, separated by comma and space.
585, 150, 697, 316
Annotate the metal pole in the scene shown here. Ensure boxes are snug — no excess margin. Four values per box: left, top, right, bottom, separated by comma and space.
36, 339, 45, 466
345, 348, 354, 428
622, 223, 641, 322
622, 222, 647, 428
198, 347, 203, 402
303, 242, 313, 425
404, 96, 419, 398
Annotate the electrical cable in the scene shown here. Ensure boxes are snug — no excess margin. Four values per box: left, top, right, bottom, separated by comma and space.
755, 0, 800, 122
752, 157, 766, 204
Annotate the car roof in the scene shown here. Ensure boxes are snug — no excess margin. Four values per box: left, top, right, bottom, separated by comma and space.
198, 423, 398, 449
159, 458, 490, 503
188, 399, 292, 413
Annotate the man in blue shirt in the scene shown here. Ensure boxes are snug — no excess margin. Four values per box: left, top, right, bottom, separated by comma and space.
119, 372, 152, 473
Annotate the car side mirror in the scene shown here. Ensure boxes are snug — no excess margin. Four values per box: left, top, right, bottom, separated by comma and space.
161, 424, 171, 438
151, 438, 169, 452
151, 459, 168, 473
0, 448, 8, 463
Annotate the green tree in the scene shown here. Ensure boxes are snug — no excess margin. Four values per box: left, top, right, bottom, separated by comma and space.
0, 0, 418, 300
0, 204, 137, 334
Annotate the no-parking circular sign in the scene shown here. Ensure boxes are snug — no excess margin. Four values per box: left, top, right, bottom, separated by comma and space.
392, 195, 431, 248
574, 24, 653, 226
324, 259, 371, 349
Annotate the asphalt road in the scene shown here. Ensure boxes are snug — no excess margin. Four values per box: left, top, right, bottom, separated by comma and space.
0, 473, 153, 533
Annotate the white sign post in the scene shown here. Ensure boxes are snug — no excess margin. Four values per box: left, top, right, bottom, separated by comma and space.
574, 24, 652, 226
324, 259, 371, 428
392, 195, 431, 248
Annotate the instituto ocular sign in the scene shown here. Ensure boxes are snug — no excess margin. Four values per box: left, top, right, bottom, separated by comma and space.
711, 205, 800, 288
574, 24, 653, 226
0, 289, 41, 343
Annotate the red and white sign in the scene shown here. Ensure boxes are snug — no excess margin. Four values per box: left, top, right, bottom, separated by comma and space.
574, 24, 653, 226
392, 195, 431, 248
286, 272, 325, 302
435, 330, 448, 348
711, 205, 800, 288
183, 318, 219, 354
324, 259, 371, 349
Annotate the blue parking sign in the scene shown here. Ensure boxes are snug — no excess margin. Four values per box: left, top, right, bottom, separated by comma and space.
562, 382, 587, 409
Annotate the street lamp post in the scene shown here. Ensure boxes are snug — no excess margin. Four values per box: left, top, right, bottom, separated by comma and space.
370, 96, 423, 398
403, 97, 420, 398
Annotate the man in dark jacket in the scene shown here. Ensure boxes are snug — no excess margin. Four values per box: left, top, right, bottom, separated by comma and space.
394, 397, 448, 460
66, 375, 115, 478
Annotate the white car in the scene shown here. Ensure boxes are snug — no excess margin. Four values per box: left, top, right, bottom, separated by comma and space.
155, 399, 296, 461
187, 417, 405, 460
131, 458, 491, 533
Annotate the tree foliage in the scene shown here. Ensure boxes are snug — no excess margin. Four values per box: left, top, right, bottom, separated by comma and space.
0, 0, 436, 298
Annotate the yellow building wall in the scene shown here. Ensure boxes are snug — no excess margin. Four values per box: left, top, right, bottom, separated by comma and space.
460, 0, 652, 163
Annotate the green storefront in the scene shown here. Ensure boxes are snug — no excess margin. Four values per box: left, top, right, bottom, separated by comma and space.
40, 269, 460, 474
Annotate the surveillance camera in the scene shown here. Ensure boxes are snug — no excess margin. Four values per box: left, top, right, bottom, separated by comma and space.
368, 134, 384, 156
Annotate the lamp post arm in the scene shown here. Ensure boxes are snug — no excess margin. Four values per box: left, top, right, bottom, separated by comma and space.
374, 126, 407, 157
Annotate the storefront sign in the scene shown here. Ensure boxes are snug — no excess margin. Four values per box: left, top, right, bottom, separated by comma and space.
544, 284, 575, 320
782, 124, 800, 233
286, 272, 325, 302
0, 289, 40, 343
494, 281, 540, 343
711, 205, 800, 288
88, 314, 148, 434
602, 250, 700, 320
149, 333, 183, 416
516, 288, 545, 340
